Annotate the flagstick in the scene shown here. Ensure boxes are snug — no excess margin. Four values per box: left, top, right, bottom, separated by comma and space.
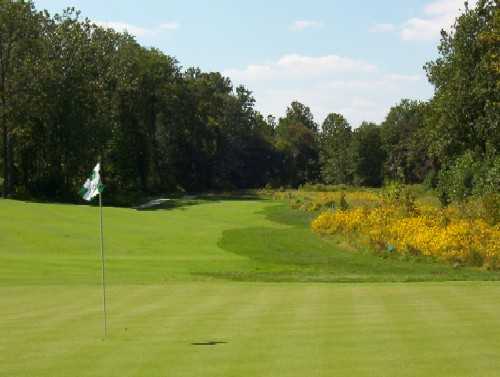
99, 192, 108, 337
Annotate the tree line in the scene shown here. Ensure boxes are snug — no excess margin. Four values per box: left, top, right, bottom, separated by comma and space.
0, 0, 498, 203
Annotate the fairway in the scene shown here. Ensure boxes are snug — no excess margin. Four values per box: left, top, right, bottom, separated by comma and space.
2, 0, 498, 375
1, 198, 500, 377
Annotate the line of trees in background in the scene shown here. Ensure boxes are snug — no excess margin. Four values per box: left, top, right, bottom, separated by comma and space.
0, 0, 498, 204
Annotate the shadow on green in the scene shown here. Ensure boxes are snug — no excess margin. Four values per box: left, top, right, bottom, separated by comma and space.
136, 193, 261, 211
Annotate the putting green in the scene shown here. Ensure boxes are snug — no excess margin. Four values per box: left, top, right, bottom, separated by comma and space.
2, 283, 500, 377
1, 198, 499, 376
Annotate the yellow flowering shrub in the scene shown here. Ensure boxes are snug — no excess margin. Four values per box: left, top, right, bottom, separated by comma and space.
312, 201, 500, 269
312, 208, 367, 234
269, 188, 499, 268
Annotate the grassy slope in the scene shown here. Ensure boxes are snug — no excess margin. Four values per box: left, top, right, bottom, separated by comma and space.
1, 197, 500, 377
1, 198, 498, 285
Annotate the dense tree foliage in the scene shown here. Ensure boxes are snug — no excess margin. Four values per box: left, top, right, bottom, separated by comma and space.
380, 99, 430, 184
0, 0, 497, 202
424, 0, 499, 163
275, 102, 319, 186
0, 2, 281, 199
352, 122, 385, 187
424, 0, 499, 201
319, 113, 354, 185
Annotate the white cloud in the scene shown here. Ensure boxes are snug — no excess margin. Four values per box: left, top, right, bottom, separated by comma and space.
159, 22, 179, 30
94, 21, 153, 37
225, 54, 377, 83
370, 0, 477, 41
401, 0, 477, 41
224, 54, 432, 126
369, 23, 396, 33
290, 20, 324, 31
424, 0, 466, 15
384, 74, 422, 82
94, 20, 179, 38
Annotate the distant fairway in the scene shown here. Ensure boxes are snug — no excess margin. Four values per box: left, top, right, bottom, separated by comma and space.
1, 197, 500, 376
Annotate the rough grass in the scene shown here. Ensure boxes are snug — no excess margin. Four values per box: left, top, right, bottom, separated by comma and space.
214, 204, 500, 282
1, 197, 500, 377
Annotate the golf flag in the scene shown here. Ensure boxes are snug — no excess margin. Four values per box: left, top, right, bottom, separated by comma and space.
80, 162, 108, 336
80, 163, 103, 201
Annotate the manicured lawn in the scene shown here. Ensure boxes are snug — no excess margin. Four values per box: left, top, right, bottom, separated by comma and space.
1, 197, 499, 376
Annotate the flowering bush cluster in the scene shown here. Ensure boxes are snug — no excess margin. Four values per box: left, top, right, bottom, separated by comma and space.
312, 201, 500, 269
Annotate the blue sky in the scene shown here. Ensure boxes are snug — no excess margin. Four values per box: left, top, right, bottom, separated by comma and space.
34, 0, 472, 126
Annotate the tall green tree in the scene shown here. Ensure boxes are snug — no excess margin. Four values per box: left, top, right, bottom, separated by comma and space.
0, 0, 44, 197
352, 122, 385, 187
284, 101, 318, 132
424, 0, 499, 163
380, 99, 430, 183
276, 102, 319, 186
319, 113, 354, 185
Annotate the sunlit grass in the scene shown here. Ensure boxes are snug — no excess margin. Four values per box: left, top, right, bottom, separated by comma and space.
1, 197, 500, 377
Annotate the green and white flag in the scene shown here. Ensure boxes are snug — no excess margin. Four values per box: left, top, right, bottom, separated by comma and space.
80, 162, 108, 335
80, 163, 103, 201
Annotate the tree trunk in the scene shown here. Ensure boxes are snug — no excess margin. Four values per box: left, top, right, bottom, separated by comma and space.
0, 37, 11, 198
2, 123, 9, 198
6, 125, 12, 195
0, 39, 6, 197
149, 95, 161, 191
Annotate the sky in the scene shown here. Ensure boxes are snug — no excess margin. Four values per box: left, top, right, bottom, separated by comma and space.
34, 0, 474, 126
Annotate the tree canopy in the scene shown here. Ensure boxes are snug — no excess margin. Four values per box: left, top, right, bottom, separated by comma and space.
0, 0, 498, 202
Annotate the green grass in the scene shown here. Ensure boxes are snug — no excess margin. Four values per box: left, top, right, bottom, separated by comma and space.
1, 197, 500, 376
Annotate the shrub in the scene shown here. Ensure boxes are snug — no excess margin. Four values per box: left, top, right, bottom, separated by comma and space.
473, 153, 500, 197
312, 200, 500, 269
481, 193, 499, 225
437, 151, 499, 206
339, 192, 349, 211
423, 170, 439, 189
382, 180, 404, 202
437, 151, 477, 203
